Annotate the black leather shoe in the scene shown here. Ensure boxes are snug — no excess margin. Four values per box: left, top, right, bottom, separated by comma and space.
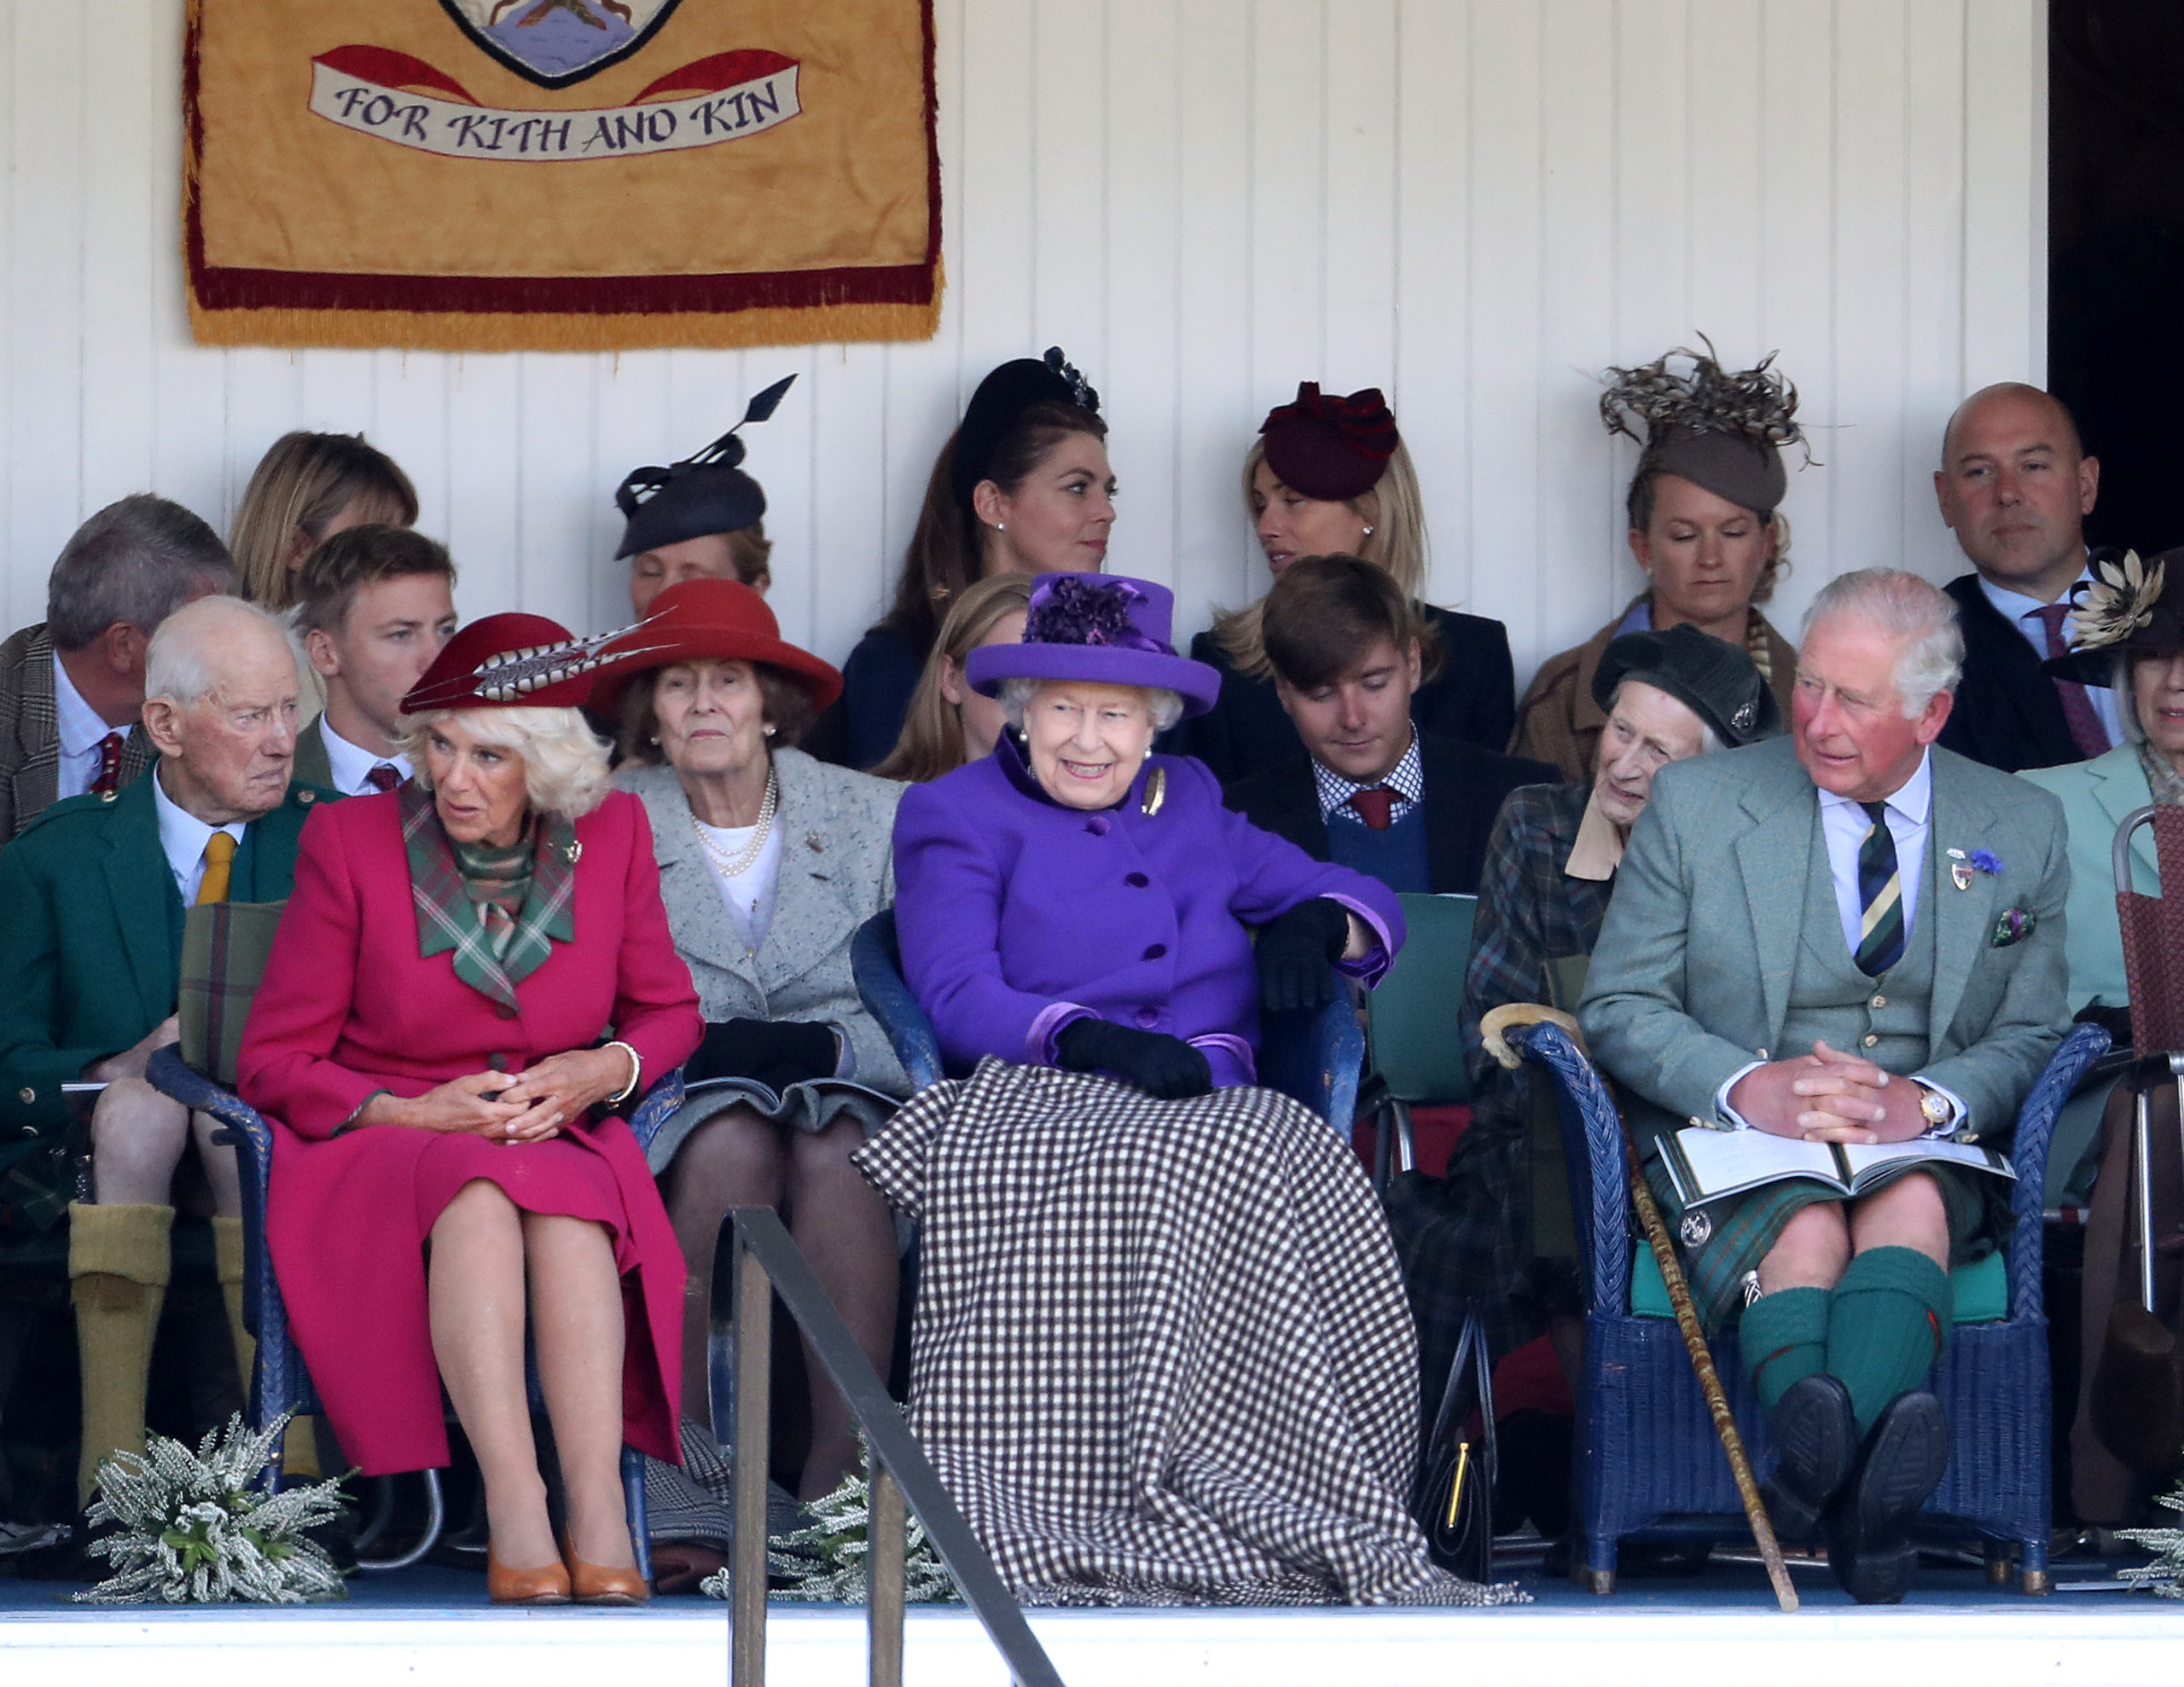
1768, 1375, 1857, 1522
1824, 1390, 1949, 1604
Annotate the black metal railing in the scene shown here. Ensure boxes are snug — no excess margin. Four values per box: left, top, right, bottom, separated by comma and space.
710, 1207, 1063, 1687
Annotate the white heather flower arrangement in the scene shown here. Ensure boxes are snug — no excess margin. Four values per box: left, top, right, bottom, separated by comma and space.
702, 1452, 957, 1605
2117, 1477, 2184, 1598
73, 1413, 346, 1605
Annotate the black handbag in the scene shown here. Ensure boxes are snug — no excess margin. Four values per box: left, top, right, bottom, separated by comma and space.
1413, 1308, 1496, 1582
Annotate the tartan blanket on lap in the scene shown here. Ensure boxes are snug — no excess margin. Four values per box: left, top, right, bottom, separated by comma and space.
852, 1058, 1523, 1608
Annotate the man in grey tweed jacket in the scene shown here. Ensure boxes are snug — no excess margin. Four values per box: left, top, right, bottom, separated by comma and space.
1580, 569, 2070, 1603
0, 496, 233, 840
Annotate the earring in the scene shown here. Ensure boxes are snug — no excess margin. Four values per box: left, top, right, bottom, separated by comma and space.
763, 724, 776, 738
1362, 525, 1374, 537
995, 521, 1007, 533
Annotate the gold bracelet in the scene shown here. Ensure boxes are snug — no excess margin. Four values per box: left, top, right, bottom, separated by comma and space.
603, 1041, 642, 1106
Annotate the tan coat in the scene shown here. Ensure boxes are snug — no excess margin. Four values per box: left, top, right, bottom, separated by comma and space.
1507, 597, 1798, 784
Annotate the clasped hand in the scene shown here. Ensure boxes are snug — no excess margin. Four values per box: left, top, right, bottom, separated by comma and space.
1726, 1039, 1929, 1145
366, 1046, 633, 1143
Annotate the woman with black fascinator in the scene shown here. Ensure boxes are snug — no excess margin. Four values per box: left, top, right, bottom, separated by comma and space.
834, 348, 1112, 769
1510, 340, 1812, 783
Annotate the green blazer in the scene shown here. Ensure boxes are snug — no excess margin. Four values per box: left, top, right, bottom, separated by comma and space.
2018, 743, 2151, 1014
0, 768, 328, 1165
290, 716, 334, 792
1577, 735, 2072, 1139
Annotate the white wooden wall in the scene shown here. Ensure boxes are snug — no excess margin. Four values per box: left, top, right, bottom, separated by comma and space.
0, 0, 2046, 686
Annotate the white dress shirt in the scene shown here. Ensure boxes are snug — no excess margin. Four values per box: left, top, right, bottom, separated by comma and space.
1715, 750, 1963, 1134
151, 766, 246, 903
51, 652, 119, 802
317, 716, 411, 797
1978, 568, 2123, 750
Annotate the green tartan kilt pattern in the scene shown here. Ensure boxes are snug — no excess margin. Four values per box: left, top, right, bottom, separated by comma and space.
0, 1144, 73, 1235
1632, 1110, 2011, 1333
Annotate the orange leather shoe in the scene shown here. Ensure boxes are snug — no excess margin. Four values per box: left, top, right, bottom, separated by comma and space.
487, 1544, 573, 1606
561, 1530, 650, 1605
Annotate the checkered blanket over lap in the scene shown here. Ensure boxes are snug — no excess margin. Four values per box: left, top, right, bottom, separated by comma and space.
852, 1058, 1524, 1608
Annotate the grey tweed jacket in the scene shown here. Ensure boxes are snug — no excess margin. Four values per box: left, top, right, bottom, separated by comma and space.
0, 622, 153, 844
615, 749, 910, 1098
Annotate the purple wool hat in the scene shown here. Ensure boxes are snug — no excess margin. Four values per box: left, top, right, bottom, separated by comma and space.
965, 573, 1222, 717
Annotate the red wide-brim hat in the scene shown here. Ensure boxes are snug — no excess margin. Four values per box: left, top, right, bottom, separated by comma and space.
589, 577, 844, 716
401, 612, 636, 714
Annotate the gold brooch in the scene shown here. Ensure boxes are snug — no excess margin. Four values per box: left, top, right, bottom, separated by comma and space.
1141, 766, 1167, 818
564, 839, 583, 864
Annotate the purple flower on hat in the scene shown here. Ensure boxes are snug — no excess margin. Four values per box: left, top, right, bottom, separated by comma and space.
1970, 849, 2003, 877
1024, 576, 1167, 655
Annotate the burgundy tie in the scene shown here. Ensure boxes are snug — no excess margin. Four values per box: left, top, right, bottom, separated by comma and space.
365, 763, 401, 793
90, 732, 124, 796
2032, 603, 2110, 759
1349, 786, 1396, 831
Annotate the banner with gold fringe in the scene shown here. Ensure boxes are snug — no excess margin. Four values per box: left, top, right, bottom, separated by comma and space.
183, 0, 940, 353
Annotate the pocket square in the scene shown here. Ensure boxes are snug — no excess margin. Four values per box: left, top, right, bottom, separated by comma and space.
1990, 906, 2036, 948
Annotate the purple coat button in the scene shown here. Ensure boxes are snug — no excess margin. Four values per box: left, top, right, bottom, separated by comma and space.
1086, 816, 1110, 837
1143, 944, 1167, 960
1126, 872, 1149, 888
1134, 1007, 1159, 1029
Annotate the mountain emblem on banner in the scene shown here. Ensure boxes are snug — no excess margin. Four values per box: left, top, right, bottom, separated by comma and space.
439, 0, 682, 89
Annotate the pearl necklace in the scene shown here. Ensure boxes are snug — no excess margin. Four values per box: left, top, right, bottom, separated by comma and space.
691, 770, 778, 878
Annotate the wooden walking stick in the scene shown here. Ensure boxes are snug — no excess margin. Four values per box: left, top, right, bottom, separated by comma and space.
1480, 1004, 1798, 1614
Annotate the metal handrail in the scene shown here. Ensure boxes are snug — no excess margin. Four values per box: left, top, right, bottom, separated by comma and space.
710, 1207, 1063, 1687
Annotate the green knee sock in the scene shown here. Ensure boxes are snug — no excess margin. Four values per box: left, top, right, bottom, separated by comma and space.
1740, 1285, 1832, 1412
1826, 1245, 1952, 1434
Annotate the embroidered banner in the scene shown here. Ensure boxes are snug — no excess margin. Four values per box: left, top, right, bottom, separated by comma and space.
185, 0, 941, 352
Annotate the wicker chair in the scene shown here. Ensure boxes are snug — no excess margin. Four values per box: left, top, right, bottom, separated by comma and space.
145, 1043, 679, 1577
1502, 1018, 2111, 1596
849, 907, 1365, 1129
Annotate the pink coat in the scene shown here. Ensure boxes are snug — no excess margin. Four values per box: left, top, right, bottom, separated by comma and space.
237, 789, 702, 1475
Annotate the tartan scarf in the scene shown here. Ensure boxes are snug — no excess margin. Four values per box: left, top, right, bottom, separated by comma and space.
401, 781, 577, 1012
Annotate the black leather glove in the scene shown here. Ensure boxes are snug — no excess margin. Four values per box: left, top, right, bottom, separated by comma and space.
1054, 1017, 1212, 1100
1254, 897, 1351, 1012
686, 1017, 839, 1093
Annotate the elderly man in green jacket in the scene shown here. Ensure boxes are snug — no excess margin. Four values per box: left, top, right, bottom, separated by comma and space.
0, 594, 326, 1508
1579, 569, 2071, 1603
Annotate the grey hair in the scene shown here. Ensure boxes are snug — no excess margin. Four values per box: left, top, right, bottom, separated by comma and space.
46, 495, 236, 651
398, 706, 612, 820
1603, 677, 1723, 757
144, 595, 293, 710
996, 675, 1186, 735
2116, 652, 2146, 748
1800, 567, 1964, 718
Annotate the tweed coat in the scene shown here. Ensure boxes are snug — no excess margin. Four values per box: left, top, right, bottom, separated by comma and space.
893, 737, 1403, 1087
1507, 600, 1798, 786
235, 787, 702, 1473
615, 749, 909, 1098
0, 622, 154, 842
1577, 734, 2071, 1144
2018, 743, 2153, 1014
0, 770, 322, 1183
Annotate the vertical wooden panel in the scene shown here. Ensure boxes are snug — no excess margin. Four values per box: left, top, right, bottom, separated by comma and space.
8, 1, 85, 627
1464, 4, 1545, 644
1391, 0, 1472, 622
1536, 0, 1619, 646
0, 0, 2048, 691
1174, 0, 1256, 617
1105, 0, 1182, 588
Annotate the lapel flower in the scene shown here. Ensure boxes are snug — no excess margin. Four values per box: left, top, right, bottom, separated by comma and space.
1969, 849, 2003, 877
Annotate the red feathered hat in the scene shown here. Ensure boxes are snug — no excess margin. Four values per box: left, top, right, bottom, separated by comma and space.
401, 612, 639, 715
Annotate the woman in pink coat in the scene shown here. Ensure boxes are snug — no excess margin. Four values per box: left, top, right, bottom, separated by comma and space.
238, 614, 701, 1607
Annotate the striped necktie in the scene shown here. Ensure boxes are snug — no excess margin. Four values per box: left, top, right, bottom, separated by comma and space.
1854, 800, 1905, 977
91, 732, 125, 795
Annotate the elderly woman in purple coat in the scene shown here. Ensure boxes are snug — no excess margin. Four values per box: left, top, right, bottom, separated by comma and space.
892, 571, 1403, 1096
858, 576, 1499, 1610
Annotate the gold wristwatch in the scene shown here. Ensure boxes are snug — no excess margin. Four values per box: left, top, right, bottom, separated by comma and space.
1916, 1082, 1952, 1131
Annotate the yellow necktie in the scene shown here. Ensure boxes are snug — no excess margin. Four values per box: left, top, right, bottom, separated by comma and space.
196, 831, 236, 906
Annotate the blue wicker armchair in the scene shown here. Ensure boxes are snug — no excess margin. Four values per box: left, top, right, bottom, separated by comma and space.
1503, 1018, 2110, 1597
850, 907, 1365, 1129
144, 1043, 681, 1577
